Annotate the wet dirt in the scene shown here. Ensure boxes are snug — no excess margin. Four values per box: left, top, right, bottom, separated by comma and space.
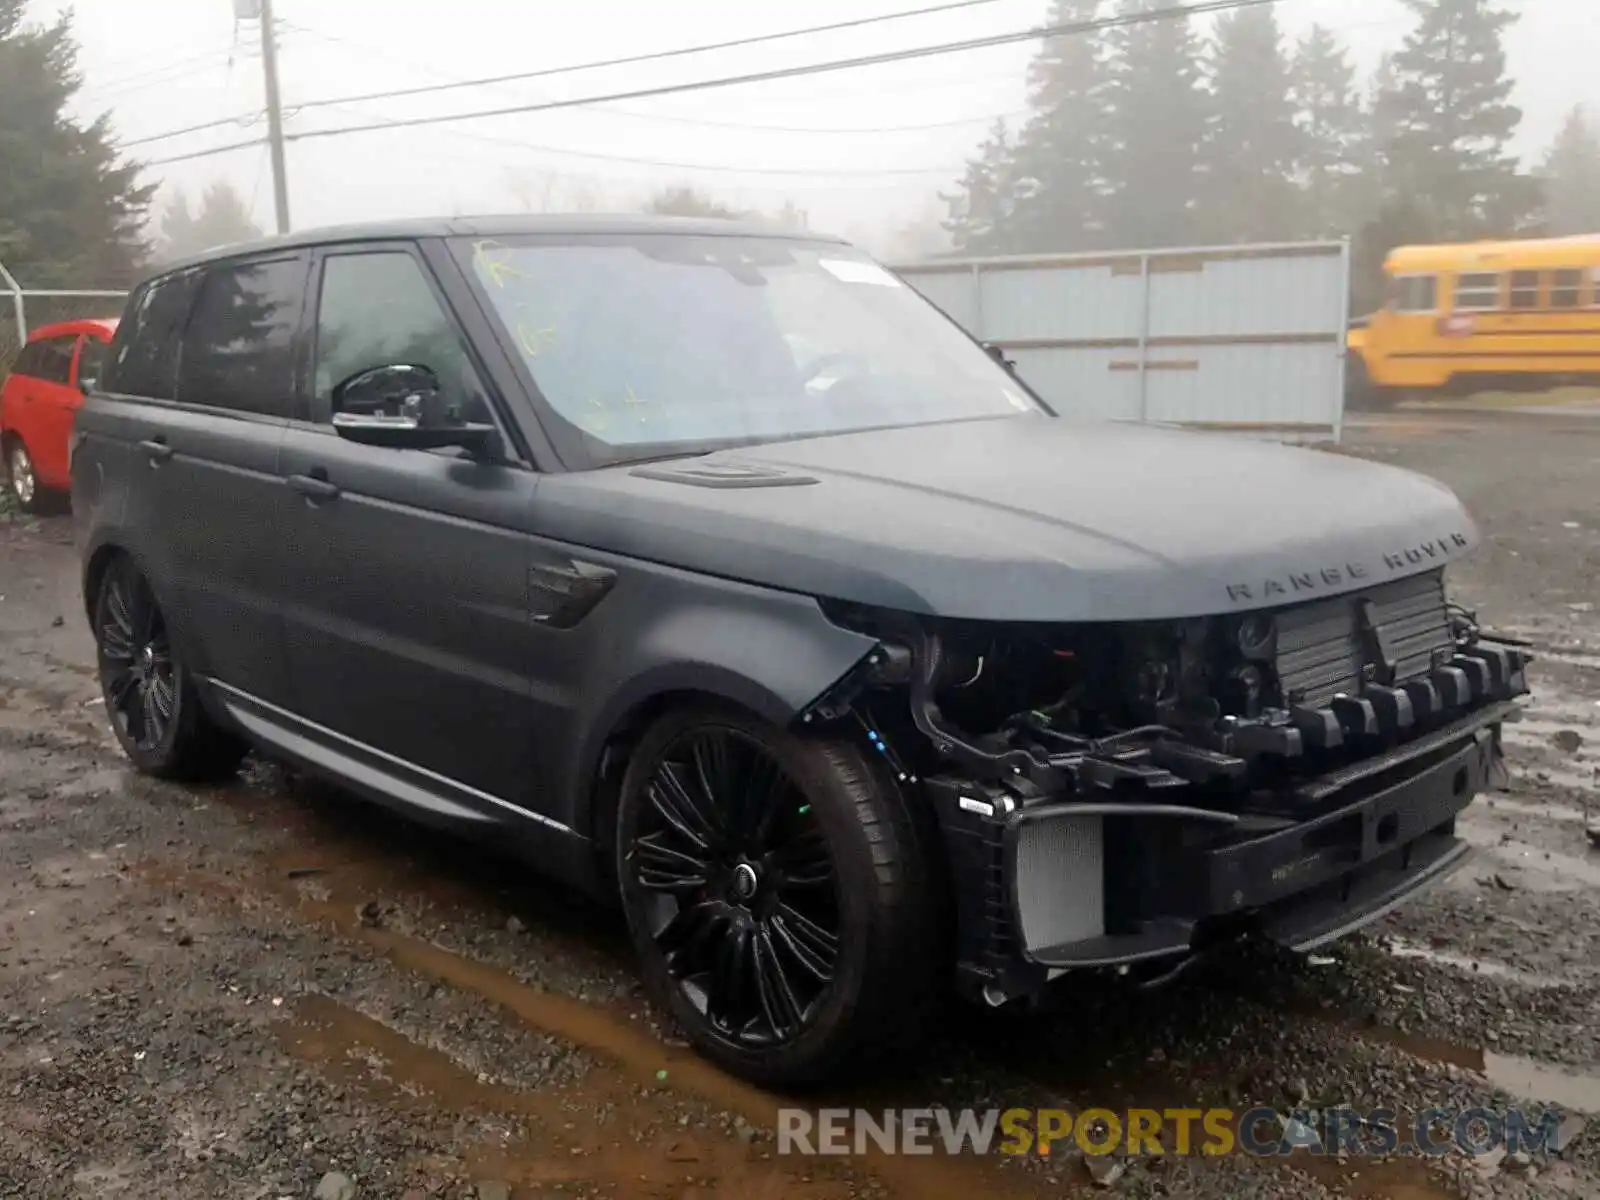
2, 414, 1600, 1198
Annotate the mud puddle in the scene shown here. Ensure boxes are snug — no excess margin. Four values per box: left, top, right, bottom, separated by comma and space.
279, 993, 850, 1197
144, 854, 1066, 1200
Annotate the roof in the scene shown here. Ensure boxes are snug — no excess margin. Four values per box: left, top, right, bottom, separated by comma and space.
148, 212, 851, 282
1387, 234, 1600, 274
26, 316, 119, 342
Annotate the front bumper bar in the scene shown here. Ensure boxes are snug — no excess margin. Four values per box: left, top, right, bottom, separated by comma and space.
928, 698, 1515, 1003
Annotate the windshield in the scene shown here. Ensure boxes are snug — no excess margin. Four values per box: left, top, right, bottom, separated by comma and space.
455, 234, 1042, 465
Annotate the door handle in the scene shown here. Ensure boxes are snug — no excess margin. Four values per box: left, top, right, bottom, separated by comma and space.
287, 472, 340, 502
138, 437, 172, 464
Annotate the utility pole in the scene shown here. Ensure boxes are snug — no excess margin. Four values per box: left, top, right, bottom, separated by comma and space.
256, 0, 291, 233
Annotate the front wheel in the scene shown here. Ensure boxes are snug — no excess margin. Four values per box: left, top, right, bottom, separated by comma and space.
93, 556, 247, 781
616, 706, 940, 1086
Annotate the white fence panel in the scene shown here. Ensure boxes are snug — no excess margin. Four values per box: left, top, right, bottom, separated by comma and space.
893, 240, 1351, 442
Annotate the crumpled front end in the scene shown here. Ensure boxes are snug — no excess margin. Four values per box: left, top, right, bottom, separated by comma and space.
806, 567, 1530, 1004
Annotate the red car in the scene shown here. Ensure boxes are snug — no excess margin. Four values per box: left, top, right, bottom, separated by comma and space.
1, 317, 117, 513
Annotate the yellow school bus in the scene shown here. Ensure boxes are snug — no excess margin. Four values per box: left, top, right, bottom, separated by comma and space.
1348, 235, 1600, 407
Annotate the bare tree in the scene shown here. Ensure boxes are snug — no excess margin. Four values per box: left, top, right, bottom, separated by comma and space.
504, 168, 609, 214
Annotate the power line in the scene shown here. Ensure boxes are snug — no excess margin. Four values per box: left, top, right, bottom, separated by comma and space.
128, 0, 1285, 175
319, 103, 967, 178
292, 0, 1011, 112
142, 139, 267, 169
122, 114, 268, 149
115, 0, 1012, 151
285, 20, 1028, 136
275, 0, 1286, 150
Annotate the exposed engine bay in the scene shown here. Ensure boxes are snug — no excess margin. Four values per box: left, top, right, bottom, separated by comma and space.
807, 568, 1531, 1003
815, 568, 1525, 796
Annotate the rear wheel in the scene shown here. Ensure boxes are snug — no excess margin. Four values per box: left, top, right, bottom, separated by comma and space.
5, 438, 43, 514
616, 705, 939, 1086
93, 556, 246, 781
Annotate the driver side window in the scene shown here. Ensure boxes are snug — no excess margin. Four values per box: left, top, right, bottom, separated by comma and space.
314, 250, 491, 424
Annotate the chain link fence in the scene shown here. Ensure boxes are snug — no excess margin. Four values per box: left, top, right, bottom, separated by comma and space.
1, 269, 128, 373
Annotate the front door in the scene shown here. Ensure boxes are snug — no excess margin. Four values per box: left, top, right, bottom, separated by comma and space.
278, 244, 543, 807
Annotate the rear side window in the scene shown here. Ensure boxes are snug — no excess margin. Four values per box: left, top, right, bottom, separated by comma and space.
105, 271, 201, 399
32, 336, 77, 385
177, 256, 305, 417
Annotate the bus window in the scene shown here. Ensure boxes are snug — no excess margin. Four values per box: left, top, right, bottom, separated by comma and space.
1388, 275, 1438, 312
1509, 270, 1540, 309
1454, 272, 1502, 311
1551, 269, 1584, 308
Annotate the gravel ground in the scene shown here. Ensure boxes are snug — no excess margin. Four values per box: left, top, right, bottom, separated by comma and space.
0, 411, 1597, 1199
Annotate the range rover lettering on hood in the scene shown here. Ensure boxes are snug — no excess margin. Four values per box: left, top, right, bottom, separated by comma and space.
1224, 531, 1473, 605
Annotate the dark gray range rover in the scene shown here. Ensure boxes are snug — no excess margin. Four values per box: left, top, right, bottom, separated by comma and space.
72, 215, 1528, 1085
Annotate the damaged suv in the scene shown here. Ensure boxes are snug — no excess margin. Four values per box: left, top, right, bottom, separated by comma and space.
72, 216, 1529, 1086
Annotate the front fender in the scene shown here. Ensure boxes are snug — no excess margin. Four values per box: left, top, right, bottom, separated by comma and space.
559, 576, 879, 845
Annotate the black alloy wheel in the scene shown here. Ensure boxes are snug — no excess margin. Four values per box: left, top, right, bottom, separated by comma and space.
617, 706, 940, 1086
98, 560, 177, 754
92, 556, 246, 780
632, 726, 841, 1048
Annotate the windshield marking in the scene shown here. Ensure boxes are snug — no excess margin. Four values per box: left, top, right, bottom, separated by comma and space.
472, 239, 522, 289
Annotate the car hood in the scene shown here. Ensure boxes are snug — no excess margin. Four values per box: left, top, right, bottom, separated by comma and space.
533, 415, 1479, 623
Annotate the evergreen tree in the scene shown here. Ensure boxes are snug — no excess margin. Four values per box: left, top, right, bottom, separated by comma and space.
1540, 106, 1600, 237
1374, 0, 1534, 239
1289, 24, 1368, 238
1096, 0, 1208, 247
156, 181, 264, 262
1005, 0, 1109, 254
1197, 3, 1301, 242
0, 1, 152, 286
940, 118, 1021, 254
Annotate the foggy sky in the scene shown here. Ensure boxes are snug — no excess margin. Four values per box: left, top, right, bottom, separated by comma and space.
31, 0, 1600, 259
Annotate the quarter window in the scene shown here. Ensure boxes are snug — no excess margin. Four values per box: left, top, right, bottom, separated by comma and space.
1508, 270, 1541, 310
10, 343, 42, 376
176, 257, 305, 417
313, 251, 491, 424
105, 271, 201, 399
1453, 273, 1502, 311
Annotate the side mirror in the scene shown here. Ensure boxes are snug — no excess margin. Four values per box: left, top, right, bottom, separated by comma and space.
78, 375, 98, 395
330, 363, 497, 454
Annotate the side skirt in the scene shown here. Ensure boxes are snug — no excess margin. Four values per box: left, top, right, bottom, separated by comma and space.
200, 677, 602, 894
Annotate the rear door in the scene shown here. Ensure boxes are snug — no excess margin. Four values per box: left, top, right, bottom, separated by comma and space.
149, 253, 306, 706
278, 241, 542, 805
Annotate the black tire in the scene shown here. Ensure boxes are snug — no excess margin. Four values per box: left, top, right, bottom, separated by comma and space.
92, 555, 247, 782
4, 437, 47, 515
615, 704, 940, 1087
